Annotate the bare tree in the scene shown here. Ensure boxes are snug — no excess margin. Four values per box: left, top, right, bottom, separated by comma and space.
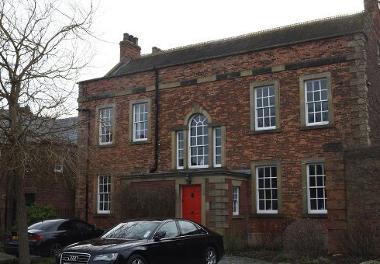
0, 0, 93, 263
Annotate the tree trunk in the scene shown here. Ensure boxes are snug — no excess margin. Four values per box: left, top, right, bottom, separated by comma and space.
5, 172, 15, 231
15, 168, 30, 264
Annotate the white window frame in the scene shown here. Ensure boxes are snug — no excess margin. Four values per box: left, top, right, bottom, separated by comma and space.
176, 131, 185, 169
97, 175, 111, 214
304, 78, 329, 126
132, 103, 148, 142
256, 166, 278, 214
54, 164, 63, 173
213, 127, 222, 167
307, 163, 327, 214
232, 186, 240, 216
188, 114, 209, 169
99, 107, 113, 145
255, 85, 276, 131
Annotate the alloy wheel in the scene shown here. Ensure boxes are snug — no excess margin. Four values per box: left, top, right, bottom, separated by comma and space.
206, 247, 217, 264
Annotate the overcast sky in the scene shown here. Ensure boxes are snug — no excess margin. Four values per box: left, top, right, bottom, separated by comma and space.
80, 0, 364, 82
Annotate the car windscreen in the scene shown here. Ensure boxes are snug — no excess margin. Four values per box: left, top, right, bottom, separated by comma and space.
102, 221, 160, 240
29, 220, 65, 231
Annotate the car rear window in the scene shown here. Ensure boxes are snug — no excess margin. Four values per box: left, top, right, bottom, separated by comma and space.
178, 221, 199, 236
29, 220, 64, 231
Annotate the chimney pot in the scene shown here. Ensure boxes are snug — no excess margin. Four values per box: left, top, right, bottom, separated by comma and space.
120, 32, 141, 62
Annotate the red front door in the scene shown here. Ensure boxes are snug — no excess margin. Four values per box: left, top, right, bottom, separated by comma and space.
182, 185, 202, 224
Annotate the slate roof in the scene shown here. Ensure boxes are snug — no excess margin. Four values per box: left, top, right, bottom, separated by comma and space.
53, 117, 79, 144
0, 112, 78, 144
101, 12, 365, 79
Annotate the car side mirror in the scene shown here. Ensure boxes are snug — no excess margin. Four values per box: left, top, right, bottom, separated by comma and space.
153, 231, 166, 241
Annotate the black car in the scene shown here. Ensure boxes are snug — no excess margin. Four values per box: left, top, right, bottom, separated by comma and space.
4, 219, 103, 256
58, 219, 224, 264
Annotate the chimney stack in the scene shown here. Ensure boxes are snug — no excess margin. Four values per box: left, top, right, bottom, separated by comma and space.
364, 0, 379, 13
120, 33, 141, 63
152, 47, 162, 54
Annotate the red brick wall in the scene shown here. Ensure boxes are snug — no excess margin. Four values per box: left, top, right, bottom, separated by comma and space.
365, 8, 380, 144
80, 35, 361, 172
77, 31, 374, 251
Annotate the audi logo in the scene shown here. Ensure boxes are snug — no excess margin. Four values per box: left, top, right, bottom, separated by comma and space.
65, 256, 79, 262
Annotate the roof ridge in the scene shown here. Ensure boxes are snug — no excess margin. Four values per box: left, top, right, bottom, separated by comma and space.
139, 11, 364, 58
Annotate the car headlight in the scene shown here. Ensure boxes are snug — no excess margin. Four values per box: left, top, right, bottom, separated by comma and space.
93, 253, 119, 262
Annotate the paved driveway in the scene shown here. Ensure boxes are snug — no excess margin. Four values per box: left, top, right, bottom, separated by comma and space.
220, 256, 270, 264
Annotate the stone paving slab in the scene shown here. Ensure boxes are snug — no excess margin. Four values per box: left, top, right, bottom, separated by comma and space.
220, 256, 270, 264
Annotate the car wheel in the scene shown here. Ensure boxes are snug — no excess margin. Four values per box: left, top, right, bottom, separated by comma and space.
49, 243, 62, 256
127, 254, 148, 264
205, 247, 217, 264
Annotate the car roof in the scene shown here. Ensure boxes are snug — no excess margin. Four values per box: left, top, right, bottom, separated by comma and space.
121, 218, 196, 222
31, 218, 67, 225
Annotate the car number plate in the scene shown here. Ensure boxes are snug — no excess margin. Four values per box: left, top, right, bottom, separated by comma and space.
12, 235, 18, 240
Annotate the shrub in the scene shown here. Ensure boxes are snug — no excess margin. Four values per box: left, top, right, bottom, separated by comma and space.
27, 204, 57, 225
283, 219, 326, 258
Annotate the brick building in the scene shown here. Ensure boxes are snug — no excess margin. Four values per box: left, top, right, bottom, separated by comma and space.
76, 0, 380, 252
0, 117, 77, 231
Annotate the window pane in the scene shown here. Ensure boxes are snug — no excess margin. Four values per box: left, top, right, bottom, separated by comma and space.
99, 108, 113, 144
98, 176, 111, 213
255, 85, 276, 129
133, 103, 148, 141
232, 187, 240, 215
159, 221, 179, 239
189, 114, 209, 167
177, 131, 184, 169
310, 199, 317, 210
179, 221, 198, 236
307, 163, 326, 213
256, 166, 278, 213
305, 78, 329, 125
214, 127, 222, 167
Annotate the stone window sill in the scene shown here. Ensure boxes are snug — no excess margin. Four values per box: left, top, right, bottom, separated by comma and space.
97, 143, 115, 148
303, 213, 328, 219
300, 124, 334, 131
249, 128, 282, 135
130, 140, 151, 145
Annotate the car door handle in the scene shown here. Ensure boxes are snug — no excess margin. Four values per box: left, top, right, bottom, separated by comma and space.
176, 241, 185, 246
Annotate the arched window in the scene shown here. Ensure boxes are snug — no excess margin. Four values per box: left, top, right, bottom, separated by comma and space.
189, 114, 208, 168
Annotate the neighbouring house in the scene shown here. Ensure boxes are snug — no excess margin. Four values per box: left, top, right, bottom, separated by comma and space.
0, 117, 78, 231
76, 0, 380, 252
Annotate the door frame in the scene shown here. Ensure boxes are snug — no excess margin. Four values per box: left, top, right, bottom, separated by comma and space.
181, 184, 202, 224
175, 178, 206, 226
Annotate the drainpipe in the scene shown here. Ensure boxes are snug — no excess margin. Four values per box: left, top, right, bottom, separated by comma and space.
85, 112, 90, 222
77, 107, 90, 222
150, 68, 160, 173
